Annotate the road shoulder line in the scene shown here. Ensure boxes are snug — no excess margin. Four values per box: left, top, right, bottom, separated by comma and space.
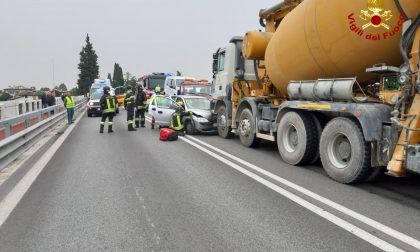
0, 109, 86, 228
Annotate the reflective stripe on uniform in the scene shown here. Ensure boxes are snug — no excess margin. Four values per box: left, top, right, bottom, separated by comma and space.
127, 120, 134, 124
100, 122, 105, 125
170, 113, 183, 131
103, 97, 115, 113
108, 122, 113, 125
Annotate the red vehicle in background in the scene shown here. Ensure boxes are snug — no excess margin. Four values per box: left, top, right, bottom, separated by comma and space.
178, 79, 212, 98
114, 86, 125, 107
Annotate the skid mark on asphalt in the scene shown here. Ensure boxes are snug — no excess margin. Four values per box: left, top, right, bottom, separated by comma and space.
135, 187, 162, 250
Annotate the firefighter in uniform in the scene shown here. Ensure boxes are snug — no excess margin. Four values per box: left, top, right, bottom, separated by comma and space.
135, 85, 147, 128
169, 106, 192, 135
99, 86, 116, 133
124, 86, 136, 131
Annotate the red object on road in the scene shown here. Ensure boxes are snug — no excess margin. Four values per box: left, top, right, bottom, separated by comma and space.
159, 128, 178, 141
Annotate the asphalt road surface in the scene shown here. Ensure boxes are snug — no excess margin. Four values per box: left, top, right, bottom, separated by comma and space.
0, 110, 419, 251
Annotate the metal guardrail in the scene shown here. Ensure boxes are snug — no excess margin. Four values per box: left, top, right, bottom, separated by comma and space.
0, 97, 88, 171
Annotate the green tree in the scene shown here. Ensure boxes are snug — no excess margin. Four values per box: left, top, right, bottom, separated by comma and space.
112, 63, 124, 87
35, 90, 45, 98
58, 83, 67, 91
0, 92, 12, 101
77, 34, 99, 94
126, 75, 138, 90
71, 87, 80, 96
107, 73, 112, 83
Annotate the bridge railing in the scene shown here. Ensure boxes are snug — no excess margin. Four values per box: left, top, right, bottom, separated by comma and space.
0, 97, 87, 171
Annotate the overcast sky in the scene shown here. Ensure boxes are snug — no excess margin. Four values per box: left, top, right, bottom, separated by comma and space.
0, 0, 278, 90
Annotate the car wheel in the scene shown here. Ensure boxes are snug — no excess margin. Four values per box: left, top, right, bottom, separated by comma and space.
88, 113, 92, 117
185, 120, 195, 135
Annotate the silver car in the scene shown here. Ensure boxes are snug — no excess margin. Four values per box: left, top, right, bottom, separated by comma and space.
148, 95, 216, 134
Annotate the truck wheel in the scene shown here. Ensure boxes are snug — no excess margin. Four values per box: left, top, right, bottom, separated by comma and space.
185, 121, 195, 135
217, 106, 233, 139
308, 114, 324, 164
238, 108, 260, 147
319, 117, 371, 184
277, 111, 318, 165
88, 113, 92, 117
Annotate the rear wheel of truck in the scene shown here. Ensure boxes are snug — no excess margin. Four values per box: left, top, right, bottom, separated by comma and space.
217, 106, 234, 139
319, 117, 371, 184
277, 111, 318, 165
238, 108, 260, 147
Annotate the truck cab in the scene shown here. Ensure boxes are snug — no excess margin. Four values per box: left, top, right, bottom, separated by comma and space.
212, 36, 256, 98
164, 76, 188, 97
179, 79, 212, 97
139, 73, 167, 96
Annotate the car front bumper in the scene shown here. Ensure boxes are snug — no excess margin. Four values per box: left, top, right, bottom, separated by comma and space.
193, 120, 217, 133
87, 106, 102, 115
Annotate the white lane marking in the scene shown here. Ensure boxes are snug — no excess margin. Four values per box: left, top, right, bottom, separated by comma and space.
186, 135, 420, 250
179, 136, 403, 252
0, 109, 86, 228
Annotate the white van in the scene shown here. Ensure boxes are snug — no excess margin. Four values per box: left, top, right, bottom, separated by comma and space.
164, 76, 192, 97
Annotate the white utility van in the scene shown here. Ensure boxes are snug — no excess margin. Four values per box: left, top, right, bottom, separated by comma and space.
164, 76, 192, 97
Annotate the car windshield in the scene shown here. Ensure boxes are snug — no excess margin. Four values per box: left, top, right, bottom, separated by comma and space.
91, 92, 103, 100
155, 96, 177, 108
183, 85, 211, 95
184, 98, 211, 110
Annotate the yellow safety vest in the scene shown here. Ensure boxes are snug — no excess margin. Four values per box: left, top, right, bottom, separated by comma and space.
170, 112, 183, 131
103, 96, 115, 113
65, 96, 75, 109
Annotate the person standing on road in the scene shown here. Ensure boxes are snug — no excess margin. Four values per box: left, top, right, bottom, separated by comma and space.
64, 91, 75, 125
99, 86, 116, 133
124, 86, 136, 131
135, 85, 147, 128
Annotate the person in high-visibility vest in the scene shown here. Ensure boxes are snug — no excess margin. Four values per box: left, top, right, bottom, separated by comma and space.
155, 85, 161, 94
99, 86, 116, 133
135, 85, 147, 128
124, 86, 136, 131
64, 91, 75, 125
169, 106, 192, 136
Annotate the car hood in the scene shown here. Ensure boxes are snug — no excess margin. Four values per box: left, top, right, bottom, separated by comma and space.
188, 109, 212, 119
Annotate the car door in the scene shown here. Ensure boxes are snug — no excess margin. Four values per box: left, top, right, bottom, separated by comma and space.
150, 96, 178, 126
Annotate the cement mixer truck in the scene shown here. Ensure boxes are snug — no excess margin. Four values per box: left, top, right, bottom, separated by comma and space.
212, 0, 420, 184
